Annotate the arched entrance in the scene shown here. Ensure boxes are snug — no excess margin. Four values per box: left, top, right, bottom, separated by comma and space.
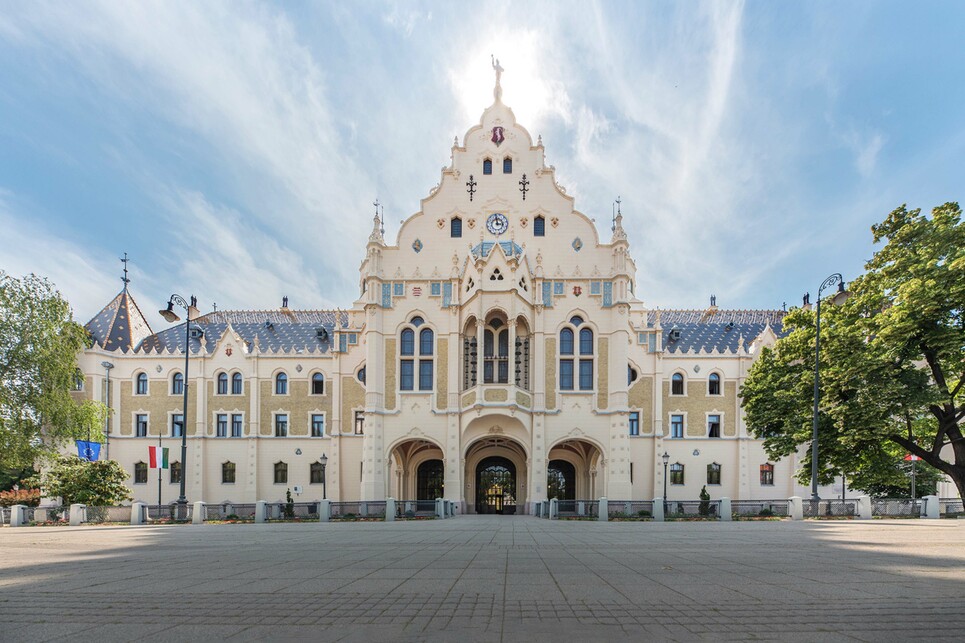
476, 457, 516, 514
417, 459, 444, 501
387, 439, 444, 501
547, 459, 576, 501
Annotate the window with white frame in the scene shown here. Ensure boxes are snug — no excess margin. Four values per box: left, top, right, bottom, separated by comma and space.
670, 463, 684, 485
216, 413, 228, 438
275, 372, 288, 395
274, 414, 288, 437
708, 372, 721, 395
135, 414, 148, 438
231, 372, 243, 395
707, 462, 721, 485
671, 372, 685, 395
273, 461, 288, 484
670, 414, 684, 439
560, 316, 593, 391
217, 372, 228, 395
135, 372, 148, 395
311, 372, 325, 395
629, 411, 640, 436
171, 413, 184, 438
708, 414, 721, 438
400, 317, 433, 391
311, 414, 325, 438
231, 414, 243, 438
171, 372, 183, 395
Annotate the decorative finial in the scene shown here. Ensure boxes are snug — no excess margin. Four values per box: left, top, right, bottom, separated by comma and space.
611, 196, 626, 241
369, 198, 384, 243
120, 252, 130, 289
491, 55, 504, 102
213, 302, 217, 312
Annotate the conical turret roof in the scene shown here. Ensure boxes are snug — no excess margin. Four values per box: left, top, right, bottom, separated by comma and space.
85, 288, 154, 353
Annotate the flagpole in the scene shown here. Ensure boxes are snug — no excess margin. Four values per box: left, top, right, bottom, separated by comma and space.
158, 431, 162, 508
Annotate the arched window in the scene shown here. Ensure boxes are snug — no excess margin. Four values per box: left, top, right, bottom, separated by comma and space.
275, 372, 288, 395
417, 460, 444, 500
231, 372, 243, 395
547, 460, 576, 500
483, 158, 493, 175
483, 318, 509, 384
217, 372, 228, 395
671, 373, 685, 395
222, 461, 236, 484
171, 372, 183, 395
451, 217, 462, 238
312, 372, 325, 395
400, 320, 433, 391
274, 461, 288, 484
669, 463, 684, 485
534, 215, 545, 237
503, 156, 512, 174
707, 462, 722, 485
560, 319, 593, 391
134, 461, 147, 484
135, 372, 148, 395
628, 365, 639, 386
357, 366, 366, 385
708, 373, 721, 395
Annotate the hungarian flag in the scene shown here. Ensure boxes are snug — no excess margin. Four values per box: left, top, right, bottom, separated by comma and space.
149, 446, 169, 469
904, 454, 920, 462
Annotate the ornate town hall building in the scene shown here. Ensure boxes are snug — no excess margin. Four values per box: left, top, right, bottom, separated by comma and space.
77, 70, 819, 512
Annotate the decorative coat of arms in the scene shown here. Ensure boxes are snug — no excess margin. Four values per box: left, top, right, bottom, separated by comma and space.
225, 347, 233, 356
491, 126, 505, 146
573, 286, 582, 297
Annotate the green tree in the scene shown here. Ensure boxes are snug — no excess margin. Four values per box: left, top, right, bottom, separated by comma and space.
37, 455, 132, 506
742, 203, 965, 498
0, 272, 94, 469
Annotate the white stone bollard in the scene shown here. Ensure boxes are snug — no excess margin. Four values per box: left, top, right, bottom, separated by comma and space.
923, 495, 940, 519
598, 497, 608, 522
652, 497, 664, 522
857, 496, 872, 520
435, 498, 445, 519
10, 505, 26, 527
192, 501, 205, 525
385, 497, 396, 522
788, 496, 804, 521
720, 497, 732, 522
318, 499, 330, 522
549, 498, 559, 520
577, 501, 585, 516
255, 500, 267, 523
69, 504, 87, 526
130, 502, 147, 525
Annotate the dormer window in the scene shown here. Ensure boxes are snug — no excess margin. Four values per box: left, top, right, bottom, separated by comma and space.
503, 156, 512, 174
483, 158, 493, 175
451, 217, 462, 238
534, 215, 545, 237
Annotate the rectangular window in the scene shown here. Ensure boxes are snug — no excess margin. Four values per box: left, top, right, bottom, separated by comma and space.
171, 414, 184, 438
708, 415, 721, 438
578, 359, 593, 390
534, 217, 545, 236
400, 360, 414, 391
275, 414, 288, 437
170, 461, 182, 484
629, 411, 640, 436
553, 281, 564, 296
419, 360, 433, 391
135, 414, 148, 438
216, 413, 228, 438
222, 462, 236, 484
231, 414, 243, 438
382, 283, 392, 308
560, 359, 574, 390
311, 414, 325, 438
603, 281, 613, 307
134, 462, 148, 484
590, 281, 601, 295
542, 281, 553, 307
231, 375, 243, 395
217, 376, 228, 395
442, 282, 452, 308
670, 415, 684, 439
707, 463, 721, 485
760, 464, 775, 486
393, 282, 405, 297
451, 218, 462, 238
274, 463, 288, 484
430, 282, 441, 296
648, 333, 657, 353
354, 411, 365, 435
670, 463, 684, 485
310, 462, 323, 484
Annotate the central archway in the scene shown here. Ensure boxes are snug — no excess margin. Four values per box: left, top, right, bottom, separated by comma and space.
476, 457, 516, 514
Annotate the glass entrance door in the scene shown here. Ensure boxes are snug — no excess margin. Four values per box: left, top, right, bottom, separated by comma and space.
476, 457, 516, 514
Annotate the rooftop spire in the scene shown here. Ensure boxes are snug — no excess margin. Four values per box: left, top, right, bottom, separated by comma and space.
369, 198, 385, 244
120, 252, 130, 290
491, 54, 504, 102
611, 196, 627, 242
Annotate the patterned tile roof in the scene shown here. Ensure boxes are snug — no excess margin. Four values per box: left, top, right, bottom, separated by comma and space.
471, 241, 524, 258
137, 309, 350, 355
645, 309, 787, 354
84, 289, 154, 353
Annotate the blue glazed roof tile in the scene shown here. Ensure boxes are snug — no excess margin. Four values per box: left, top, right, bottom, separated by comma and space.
647, 309, 786, 354
84, 289, 154, 353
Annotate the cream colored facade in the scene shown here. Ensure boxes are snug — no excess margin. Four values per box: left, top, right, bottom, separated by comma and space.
78, 73, 836, 511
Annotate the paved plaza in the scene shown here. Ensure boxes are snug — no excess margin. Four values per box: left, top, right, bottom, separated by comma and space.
0, 517, 963, 642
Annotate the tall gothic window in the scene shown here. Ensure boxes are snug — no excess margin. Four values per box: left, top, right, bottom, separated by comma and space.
275, 372, 288, 395
216, 372, 228, 395
560, 316, 593, 391
708, 373, 721, 395
483, 318, 509, 384
400, 317, 433, 391
671, 372, 685, 395
231, 372, 243, 395
135, 372, 148, 395
171, 372, 183, 395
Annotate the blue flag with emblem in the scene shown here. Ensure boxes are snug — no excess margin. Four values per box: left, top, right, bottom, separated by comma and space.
76, 440, 101, 462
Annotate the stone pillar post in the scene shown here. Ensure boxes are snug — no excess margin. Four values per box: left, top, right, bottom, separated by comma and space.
318, 499, 330, 522
255, 500, 267, 523
69, 504, 86, 526
923, 495, 940, 519
549, 498, 558, 520
652, 497, 664, 522
788, 496, 803, 521
857, 496, 872, 520
598, 497, 608, 521
385, 497, 396, 522
131, 502, 147, 525
10, 505, 26, 527
720, 497, 732, 522
192, 501, 205, 524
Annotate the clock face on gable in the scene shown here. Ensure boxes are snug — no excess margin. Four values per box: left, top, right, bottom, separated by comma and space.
486, 213, 509, 235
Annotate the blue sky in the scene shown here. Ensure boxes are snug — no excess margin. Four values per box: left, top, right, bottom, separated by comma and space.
1, 1, 963, 326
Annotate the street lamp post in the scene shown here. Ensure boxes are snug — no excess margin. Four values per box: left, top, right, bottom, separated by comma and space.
810, 274, 849, 510
159, 294, 196, 509
661, 452, 670, 517
319, 453, 328, 500
101, 361, 114, 459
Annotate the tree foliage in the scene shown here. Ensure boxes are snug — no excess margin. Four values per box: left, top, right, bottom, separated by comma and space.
0, 272, 95, 469
742, 203, 965, 498
36, 455, 132, 506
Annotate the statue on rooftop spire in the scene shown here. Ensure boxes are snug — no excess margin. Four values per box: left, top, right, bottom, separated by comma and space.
491, 55, 504, 102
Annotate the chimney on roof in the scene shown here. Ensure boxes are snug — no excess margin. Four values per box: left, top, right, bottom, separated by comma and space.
802, 292, 811, 311
282, 296, 289, 308
187, 296, 201, 320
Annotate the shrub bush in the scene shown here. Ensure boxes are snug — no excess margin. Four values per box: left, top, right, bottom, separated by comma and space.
0, 488, 41, 507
